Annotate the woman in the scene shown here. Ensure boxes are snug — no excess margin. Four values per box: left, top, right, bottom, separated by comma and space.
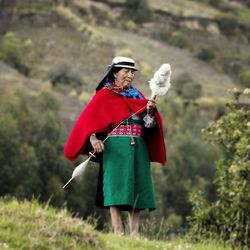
64, 56, 166, 237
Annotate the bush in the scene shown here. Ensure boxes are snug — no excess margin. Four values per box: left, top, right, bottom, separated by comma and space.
55, 0, 69, 5
182, 83, 203, 100
0, 32, 36, 75
124, 0, 152, 23
239, 70, 250, 87
188, 89, 250, 249
196, 48, 215, 62
151, 25, 171, 42
90, 4, 110, 25
168, 31, 190, 49
217, 14, 238, 36
208, 0, 222, 7
174, 73, 191, 94
49, 63, 83, 92
115, 48, 133, 58
123, 20, 137, 31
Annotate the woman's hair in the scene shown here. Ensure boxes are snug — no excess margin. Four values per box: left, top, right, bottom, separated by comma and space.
106, 67, 122, 83
96, 67, 124, 92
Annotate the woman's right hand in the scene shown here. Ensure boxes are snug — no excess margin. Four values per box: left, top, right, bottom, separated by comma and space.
89, 134, 104, 153
147, 99, 156, 117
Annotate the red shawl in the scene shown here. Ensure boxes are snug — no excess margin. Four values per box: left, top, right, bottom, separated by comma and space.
64, 89, 167, 166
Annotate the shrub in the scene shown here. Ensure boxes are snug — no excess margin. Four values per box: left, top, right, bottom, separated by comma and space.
239, 70, 250, 87
173, 72, 192, 96
55, 0, 69, 5
188, 89, 250, 249
115, 48, 133, 58
123, 20, 137, 31
166, 213, 182, 232
208, 0, 222, 7
217, 14, 238, 36
168, 31, 190, 49
151, 25, 171, 42
90, 4, 110, 25
196, 48, 215, 62
49, 63, 83, 92
124, 0, 152, 23
0, 32, 36, 75
182, 83, 203, 100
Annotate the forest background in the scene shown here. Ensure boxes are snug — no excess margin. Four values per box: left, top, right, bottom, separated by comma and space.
0, 0, 249, 248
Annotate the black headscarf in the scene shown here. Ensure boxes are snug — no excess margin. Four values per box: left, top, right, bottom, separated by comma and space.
96, 63, 115, 92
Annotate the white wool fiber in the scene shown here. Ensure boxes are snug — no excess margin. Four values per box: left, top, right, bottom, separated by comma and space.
149, 63, 171, 99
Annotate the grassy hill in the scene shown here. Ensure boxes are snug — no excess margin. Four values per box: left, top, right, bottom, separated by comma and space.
1, 0, 248, 98
0, 2, 249, 248
1, 0, 248, 124
0, 198, 233, 250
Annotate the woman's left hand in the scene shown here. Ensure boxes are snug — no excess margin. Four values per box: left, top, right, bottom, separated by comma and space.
147, 99, 156, 116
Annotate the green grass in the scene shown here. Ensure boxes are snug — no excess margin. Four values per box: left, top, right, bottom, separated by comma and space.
234, 7, 250, 23
0, 198, 102, 250
99, 233, 233, 250
0, 198, 233, 250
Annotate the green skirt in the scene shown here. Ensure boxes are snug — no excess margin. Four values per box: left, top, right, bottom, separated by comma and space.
103, 136, 156, 211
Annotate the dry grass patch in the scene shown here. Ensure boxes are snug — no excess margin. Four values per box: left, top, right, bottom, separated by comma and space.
149, 0, 222, 18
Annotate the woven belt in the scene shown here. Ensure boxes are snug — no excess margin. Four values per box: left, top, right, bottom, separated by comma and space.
109, 125, 143, 137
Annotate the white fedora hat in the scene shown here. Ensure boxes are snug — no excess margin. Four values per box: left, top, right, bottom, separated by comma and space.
96, 56, 138, 91
112, 56, 138, 71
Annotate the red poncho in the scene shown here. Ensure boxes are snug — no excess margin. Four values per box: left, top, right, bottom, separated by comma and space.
64, 89, 167, 166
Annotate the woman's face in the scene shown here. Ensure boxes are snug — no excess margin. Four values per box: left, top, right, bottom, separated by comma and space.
114, 68, 135, 87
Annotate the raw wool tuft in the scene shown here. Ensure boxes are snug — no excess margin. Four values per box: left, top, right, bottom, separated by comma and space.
72, 157, 91, 178
62, 157, 92, 188
149, 63, 172, 99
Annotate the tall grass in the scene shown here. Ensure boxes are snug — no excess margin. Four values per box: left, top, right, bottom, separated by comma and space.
0, 198, 234, 249
0, 197, 102, 250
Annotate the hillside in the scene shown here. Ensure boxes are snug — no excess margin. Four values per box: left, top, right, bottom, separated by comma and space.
1, 0, 248, 123
98, 26, 237, 97
1, 0, 249, 96
0, 198, 233, 250
0, 1, 249, 248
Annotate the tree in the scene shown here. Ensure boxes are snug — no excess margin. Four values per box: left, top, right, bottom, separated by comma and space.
34, 85, 68, 204
0, 85, 108, 221
159, 104, 220, 227
189, 88, 250, 249
0, 89, 40, 198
